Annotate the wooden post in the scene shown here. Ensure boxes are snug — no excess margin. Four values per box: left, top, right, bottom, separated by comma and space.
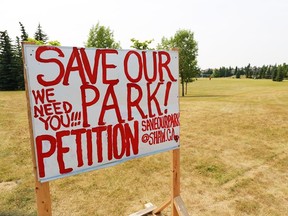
153, 47, 189, 216
22, 42, 52, 216
171, 149, 181, 215
171, 47, 181, 216
153, 148, 189, 216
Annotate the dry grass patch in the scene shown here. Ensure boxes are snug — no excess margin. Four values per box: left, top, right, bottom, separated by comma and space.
1, 79, 288, 215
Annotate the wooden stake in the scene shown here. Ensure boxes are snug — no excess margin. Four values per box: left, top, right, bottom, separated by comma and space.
22, 42, 52, 216
153, 149, 190, 216
171, 149, 181, 216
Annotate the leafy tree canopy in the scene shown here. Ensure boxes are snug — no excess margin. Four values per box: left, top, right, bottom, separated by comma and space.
25, 38, 61, 46
26, 37, 45, 45
130, 38, 153, 50
47, 40, 61, 46
157, 29, 199, 96
85, 22, 121, 49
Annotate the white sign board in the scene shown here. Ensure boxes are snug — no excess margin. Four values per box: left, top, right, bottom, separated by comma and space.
23, 45, 180, 182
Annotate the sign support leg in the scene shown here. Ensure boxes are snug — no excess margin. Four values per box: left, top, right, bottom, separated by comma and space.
171, 149, 181, 215
22, 42, 52, 216
153, 149, 189, 216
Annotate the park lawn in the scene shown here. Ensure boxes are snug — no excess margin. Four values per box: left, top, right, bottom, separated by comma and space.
0, 78, 288, 215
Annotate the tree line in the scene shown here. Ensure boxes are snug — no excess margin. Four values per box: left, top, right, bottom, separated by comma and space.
1, 21, 287, 94
0, 22, 60, 90
202, 63, 288, 82
0, 22, 199, 97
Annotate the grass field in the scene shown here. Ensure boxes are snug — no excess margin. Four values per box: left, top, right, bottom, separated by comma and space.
1, 78, 288, 215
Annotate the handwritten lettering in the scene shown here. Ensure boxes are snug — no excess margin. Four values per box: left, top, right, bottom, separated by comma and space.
25, 46, 180, 181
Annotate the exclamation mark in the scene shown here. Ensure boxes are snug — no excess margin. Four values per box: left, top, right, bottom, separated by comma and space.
71, 111, 81, 127
77, 112, 81, 125
75, 112, 79, 123
71, 112, 75, 127
164, 81, 172, 114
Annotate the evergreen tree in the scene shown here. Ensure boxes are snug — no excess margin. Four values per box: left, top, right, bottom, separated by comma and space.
19, 22, 28, 41
0, 31, 18, 90
34, 23, 48, 43
282, 63, 288, 79
219, 67, 225, 77
271, 64, 277, 81
213, 68, 220, 77
228, 66, 233, 76
259, 65, 266, 79
274, 66, 284, 82
265, 66, 271, 79
17, 22, 29, 89
245, 63, 251, 78
15, 36, 24, 89
235, 66, 240, 78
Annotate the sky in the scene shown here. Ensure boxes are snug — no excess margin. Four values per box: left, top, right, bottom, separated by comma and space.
1, 0, 288, 69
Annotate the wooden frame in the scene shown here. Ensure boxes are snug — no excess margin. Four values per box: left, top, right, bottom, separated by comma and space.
22, 44, 187, 215
131, 149, 189, 216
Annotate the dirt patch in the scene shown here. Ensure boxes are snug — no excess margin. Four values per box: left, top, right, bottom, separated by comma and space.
0, 181, 18, 191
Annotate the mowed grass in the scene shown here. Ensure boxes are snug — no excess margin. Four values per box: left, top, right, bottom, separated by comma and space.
1, 78, 288, 215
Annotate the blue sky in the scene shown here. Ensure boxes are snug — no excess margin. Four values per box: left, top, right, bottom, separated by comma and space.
1, 0, 288, 69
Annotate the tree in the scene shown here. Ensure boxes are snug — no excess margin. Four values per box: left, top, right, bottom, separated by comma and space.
15, 22, 29, 89
265, 66, 272, 79
235, 66, 240, 78
201, 68, 213, 77
157, 37, 173, 50
19, 22, 28, 41
281, 63, 288, 79
259, 65, 266, 79
47, 40, 61, 46
213, 68, 220, 78
0, 31, 18, 90
130, 38, 153, 50
25, 37, 61, 46
85, 22, 120, 49
0, 24, 61, 91
274, 65, 284, 82
245, 63, 251, 78
271, 64, 278, 81
25, 37, 45, 45
158, 29, 198, 96
14, 36, 24, 89
34, 23, 48, 43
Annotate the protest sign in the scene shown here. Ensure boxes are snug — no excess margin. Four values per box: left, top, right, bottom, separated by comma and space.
23, 45, 180, 182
